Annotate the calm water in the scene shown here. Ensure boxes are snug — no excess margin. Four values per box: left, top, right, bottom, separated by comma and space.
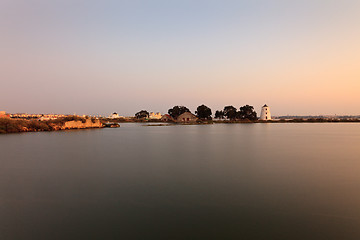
1, 123, 360, 240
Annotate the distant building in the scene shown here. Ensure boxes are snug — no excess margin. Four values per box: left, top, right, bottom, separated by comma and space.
176, 112, 198, 123
39, 115, 58, 121
109, 112, 123, 119
260, 104, 272, 120
0, 111, 10, 119
149, 112, 162, 120
161, 114, 175, 122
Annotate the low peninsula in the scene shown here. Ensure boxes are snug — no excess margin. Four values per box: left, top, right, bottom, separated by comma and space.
0, 116, 103, 134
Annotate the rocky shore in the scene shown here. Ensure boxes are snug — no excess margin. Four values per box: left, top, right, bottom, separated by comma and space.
0, 117, 103, 134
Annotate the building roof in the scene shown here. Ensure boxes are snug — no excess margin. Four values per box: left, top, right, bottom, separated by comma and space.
177, 112, 197, 118
263, 104, 268, 107
161, 114, 174, 120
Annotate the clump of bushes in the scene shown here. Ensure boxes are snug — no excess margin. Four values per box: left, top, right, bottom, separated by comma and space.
0, 116, 94, 134
48, 116, 87, 125
0, 119, 53, 133
0, 119, 22, 133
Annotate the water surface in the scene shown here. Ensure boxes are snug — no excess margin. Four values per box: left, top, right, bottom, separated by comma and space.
1, 123, 360, 239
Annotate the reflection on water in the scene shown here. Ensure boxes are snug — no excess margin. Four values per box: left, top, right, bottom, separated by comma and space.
1, 123, 360, 239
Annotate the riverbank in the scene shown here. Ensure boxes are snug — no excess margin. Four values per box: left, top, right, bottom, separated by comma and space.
0, 117, 103, 134
2, 117, 360, 134
143, 118, 360, 126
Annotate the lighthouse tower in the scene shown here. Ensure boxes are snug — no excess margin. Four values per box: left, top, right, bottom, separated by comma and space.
260, 104, 271, 120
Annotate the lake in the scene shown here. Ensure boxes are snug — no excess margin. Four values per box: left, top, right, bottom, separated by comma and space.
1, 123, 360, 240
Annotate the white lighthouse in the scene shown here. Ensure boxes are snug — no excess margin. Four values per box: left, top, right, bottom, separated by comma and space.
260, 104, 271, 120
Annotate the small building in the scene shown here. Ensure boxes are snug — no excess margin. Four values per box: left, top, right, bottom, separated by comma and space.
160, 114, 175, 122
260, 104, 272, 120
109, 112, 123, 119
176, 112, 198, 123
0, 111, 10, 119
149, 112, 162, 120
40, 114, 59, 121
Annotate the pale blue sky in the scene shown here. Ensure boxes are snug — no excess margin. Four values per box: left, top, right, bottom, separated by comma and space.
1, 0, 360, 116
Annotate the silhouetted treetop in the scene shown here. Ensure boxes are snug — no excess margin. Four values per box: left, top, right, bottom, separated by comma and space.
135, 110, 149, 119
168, 106, 190, 119
223, 106, 237, 120
237, 105, 257, 120
195, 104, 212, 120
214, 110, 224, 119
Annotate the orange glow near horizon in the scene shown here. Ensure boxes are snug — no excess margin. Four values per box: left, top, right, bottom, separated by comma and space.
1, 0, 360, 116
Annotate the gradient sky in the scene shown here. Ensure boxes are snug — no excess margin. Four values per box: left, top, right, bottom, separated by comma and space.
1, 0, 359, 116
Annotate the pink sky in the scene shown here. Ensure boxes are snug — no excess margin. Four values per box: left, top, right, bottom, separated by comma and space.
1, 0, 360, 116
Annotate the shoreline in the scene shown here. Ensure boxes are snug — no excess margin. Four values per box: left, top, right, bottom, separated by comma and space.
2, 118, 360, 134
0, 117, 103, 134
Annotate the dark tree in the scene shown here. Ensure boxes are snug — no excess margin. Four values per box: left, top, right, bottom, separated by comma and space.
195, 104, 212, 120
223, 106, 237, 120
135, 110, 149, 119
214, 110, 224, 119
168, 106, 190, 119
237, 105, 257, 120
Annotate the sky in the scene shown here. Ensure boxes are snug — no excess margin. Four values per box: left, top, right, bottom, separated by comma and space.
1, 0, 360, 116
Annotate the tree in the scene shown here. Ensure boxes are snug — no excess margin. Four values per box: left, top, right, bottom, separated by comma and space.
195, 104, 212, 120
237, 105, 257, 120
168, 106, 190, 119
214, 110, 224, 119
223, 106, 237, 120
135, 110, 149, 119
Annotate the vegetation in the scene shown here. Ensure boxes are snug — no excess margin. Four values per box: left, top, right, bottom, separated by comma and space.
223, 106, 238, 120
215, 105, 257, 121
168, 106, 190, 119
0, 119, 52, 133
135, 110, 149, 119
50, 115, 86, 124
214, 110, 224, 119
237, 105, 257, 120
0, 116, 101, 134
195, 104, 212, 120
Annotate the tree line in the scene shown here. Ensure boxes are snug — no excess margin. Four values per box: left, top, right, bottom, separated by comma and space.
214, 105, 257, 120
135, 104, 257, 121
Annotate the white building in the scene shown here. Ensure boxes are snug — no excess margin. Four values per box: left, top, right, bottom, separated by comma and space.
109, 112, 123, 119
260, 104, 272, 120
149, 112, 162, 119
